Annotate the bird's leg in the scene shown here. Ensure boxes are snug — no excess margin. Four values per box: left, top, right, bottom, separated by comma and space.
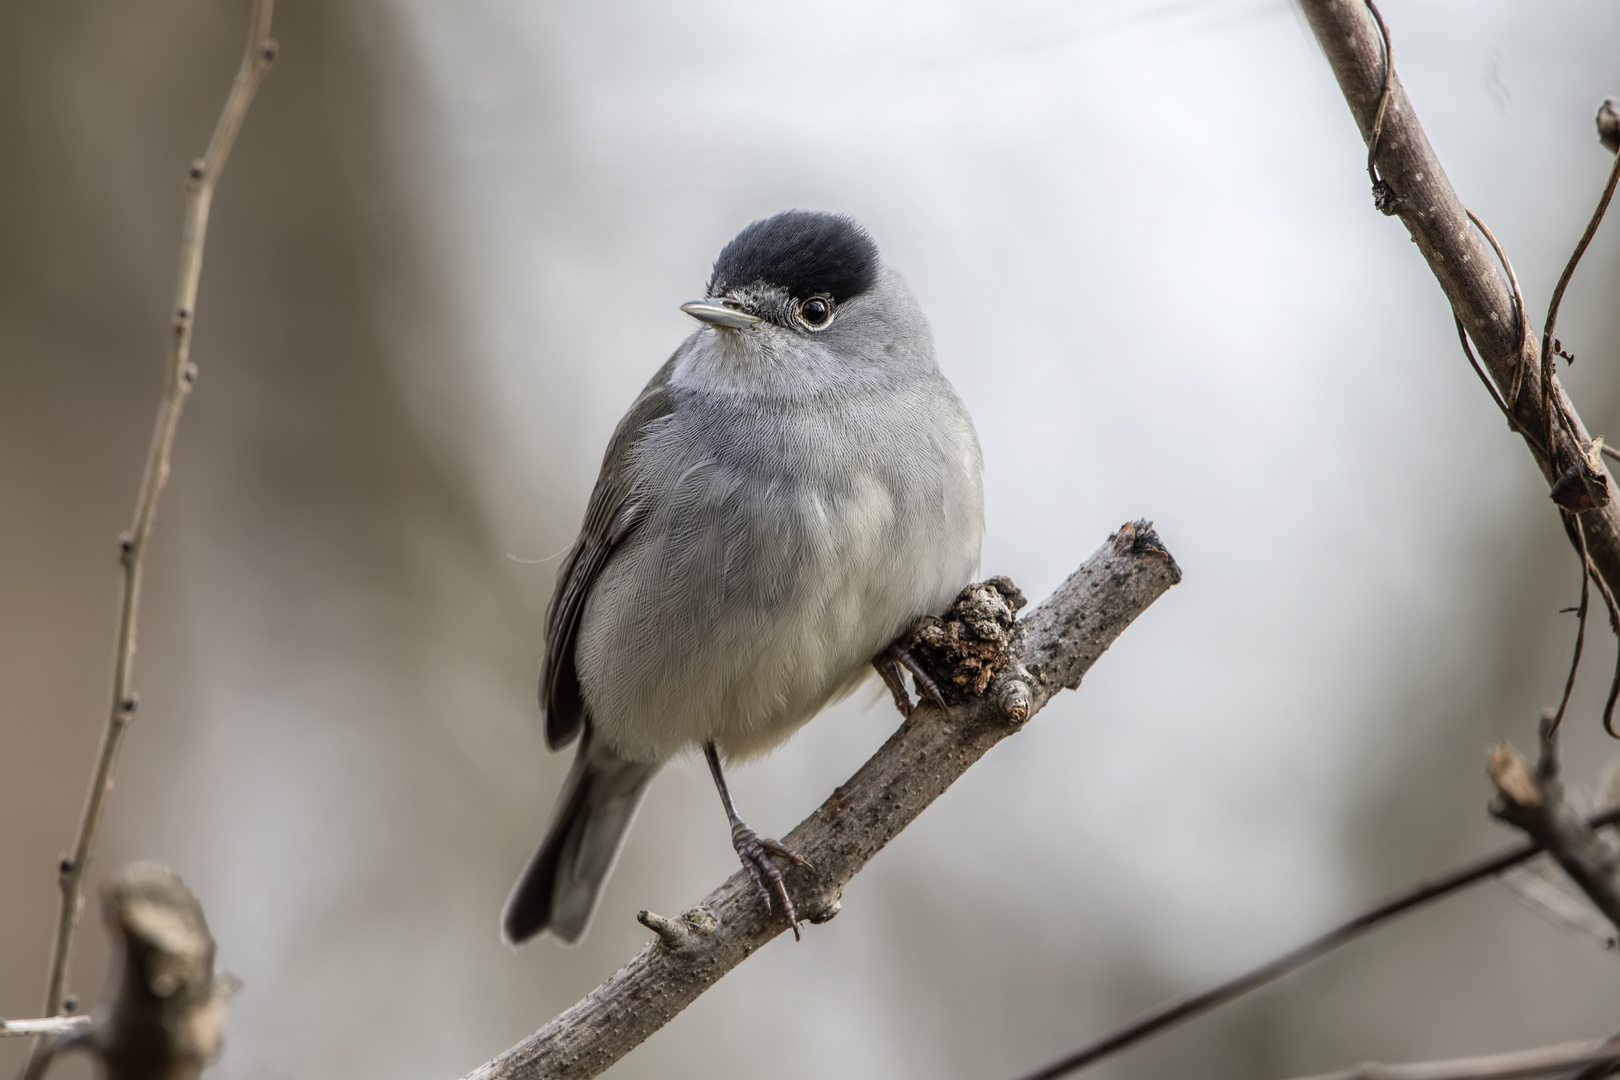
895, 645, 948, 709
873, 652, 913, 717
703, 741, 813, 940
875, 620, 948, 716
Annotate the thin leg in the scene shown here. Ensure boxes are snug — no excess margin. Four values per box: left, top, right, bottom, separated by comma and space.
893, 645, 948, 709
873, 652, 913, 717
703, 741, 813, 940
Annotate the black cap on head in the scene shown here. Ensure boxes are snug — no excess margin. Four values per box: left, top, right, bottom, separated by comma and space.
708, 210, 878, 304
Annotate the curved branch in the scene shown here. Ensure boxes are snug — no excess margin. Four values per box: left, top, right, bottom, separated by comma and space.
460, 522, 1182, 1080
1300, 0, 1620, 591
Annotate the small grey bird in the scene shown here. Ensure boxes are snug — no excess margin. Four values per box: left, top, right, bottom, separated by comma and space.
503, 210, 983, 945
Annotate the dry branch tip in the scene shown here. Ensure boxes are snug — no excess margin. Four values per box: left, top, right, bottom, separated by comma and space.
1487, 742, 1541, 810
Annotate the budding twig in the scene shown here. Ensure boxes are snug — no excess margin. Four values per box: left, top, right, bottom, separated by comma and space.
23, 4, 276, 1077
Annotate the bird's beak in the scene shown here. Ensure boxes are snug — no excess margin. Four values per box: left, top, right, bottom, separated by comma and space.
680, 300, 763, 329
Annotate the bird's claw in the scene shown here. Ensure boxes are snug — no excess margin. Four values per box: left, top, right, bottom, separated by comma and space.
895, 646, 948, 709
874, 638, 947, 717
731, 822, 812, 940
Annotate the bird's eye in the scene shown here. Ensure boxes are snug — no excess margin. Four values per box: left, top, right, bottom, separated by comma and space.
796, 296, 834, 330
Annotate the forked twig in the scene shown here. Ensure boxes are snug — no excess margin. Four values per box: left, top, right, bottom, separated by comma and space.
21, 4, 276, 1077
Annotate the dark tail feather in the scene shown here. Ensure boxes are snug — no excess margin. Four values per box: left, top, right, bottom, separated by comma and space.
502, 731, 658, 946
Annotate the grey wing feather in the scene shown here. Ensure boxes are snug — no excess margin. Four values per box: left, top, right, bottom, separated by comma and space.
540, 356, 678, 750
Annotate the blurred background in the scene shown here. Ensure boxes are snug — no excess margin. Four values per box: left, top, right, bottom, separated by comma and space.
3, 0, 1619, 1077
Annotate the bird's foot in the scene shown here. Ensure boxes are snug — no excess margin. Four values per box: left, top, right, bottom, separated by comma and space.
731, 822, 813, 940
874, 635, 948, 718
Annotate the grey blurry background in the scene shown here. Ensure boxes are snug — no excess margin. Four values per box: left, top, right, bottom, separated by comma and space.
3, 0, 1619, 1077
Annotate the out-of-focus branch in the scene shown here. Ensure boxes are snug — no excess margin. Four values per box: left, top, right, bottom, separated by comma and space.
10, 867, 231, 1080
459, 522, 1182, 1080
1496, 858, 1618, 949
1013, 805, 1620, 1080
1284, 1037, 1620, 1080
31, 0, 275, 1034
0, 1020, 90, 1041
92, 864, 233, 1080
1489, 712, 1620, 932
1299, 0, 1620, 589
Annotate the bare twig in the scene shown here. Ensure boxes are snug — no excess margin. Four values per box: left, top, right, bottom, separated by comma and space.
1489, 715, 1620, 933
1013, 802, 1620, 1080
0, 1020, 90, 1041
459, 523, 1181, 1080
1496, 858, 1618, 949
1550, 519, 1593, 736
1539, 107, 1620, 451
1564, 1031, 1620, 1080
1462, 208, 1533, 414
1284, 1037, 1620, 1080
1581, 551, 1620, 738
1361, 0, 1398, 214
31, 0, 275, 1032
1454, 315, 1524, 438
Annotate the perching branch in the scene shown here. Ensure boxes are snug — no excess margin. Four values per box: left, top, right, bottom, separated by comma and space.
1283, 1037, 1620, 1080
31, 0, 275, 1032
458, 522, 1182, 1080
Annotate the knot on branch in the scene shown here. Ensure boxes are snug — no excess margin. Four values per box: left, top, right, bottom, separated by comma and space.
98, 863, 233, 1080
1549, 438, 1611, 512
903, 577, 1026, 706
1371, 178, 1401, 215
637, 906, 717, 952
1599, 97, 1619, 154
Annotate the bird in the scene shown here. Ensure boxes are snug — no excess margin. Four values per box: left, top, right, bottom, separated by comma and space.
502, 209, 984, 946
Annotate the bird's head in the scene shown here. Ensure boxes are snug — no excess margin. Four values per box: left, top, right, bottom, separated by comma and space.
676, 210, 934, 396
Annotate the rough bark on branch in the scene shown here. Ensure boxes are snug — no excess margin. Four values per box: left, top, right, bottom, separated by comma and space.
462, 521, 1181, 1080
1299, 0, 1620, 593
